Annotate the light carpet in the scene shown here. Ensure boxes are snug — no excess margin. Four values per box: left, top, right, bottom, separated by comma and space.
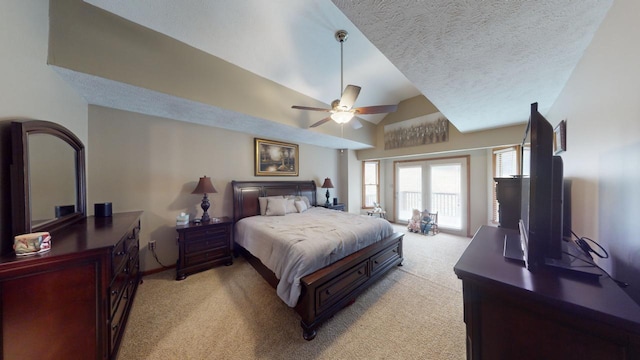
117, 224, 471, 359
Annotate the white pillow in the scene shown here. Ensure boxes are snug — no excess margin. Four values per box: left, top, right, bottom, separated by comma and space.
265, 197, 287, 216
259, 195, 284, 215
285, 198, 297, 214
294, 200, 308, 213
287, 195, 311, 209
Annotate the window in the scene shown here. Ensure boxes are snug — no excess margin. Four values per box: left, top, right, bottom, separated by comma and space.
362, 160, 380, 208
492, 146, 529, 223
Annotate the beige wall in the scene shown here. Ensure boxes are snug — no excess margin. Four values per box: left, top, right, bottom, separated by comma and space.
0, 0, 87, 140
546, 0, 640, 302
0, 0, 87, 244
357, 95, 526, 161
88, 105, 341, 271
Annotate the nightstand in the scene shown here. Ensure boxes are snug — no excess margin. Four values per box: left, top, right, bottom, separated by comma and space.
324, 203, 345, 211
176, 217, 232, 280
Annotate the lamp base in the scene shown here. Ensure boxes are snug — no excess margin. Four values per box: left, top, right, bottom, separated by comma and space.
325, 189, 331, 208
200, 193, 211, 223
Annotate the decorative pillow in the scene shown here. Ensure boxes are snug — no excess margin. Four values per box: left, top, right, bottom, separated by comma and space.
259, 195, 284, 215
300, 196, 311, 209
285, 198, 297, 214
265, 197, 287, 216
294, 200, 308, 213
288, 195, 312, 209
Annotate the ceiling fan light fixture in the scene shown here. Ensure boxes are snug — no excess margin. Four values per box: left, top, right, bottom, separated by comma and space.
331, 111, 354, 124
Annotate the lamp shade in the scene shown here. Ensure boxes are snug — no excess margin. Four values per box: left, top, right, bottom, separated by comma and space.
321, 178, 334, 189
330, 111, 354, 124
192, 176, 217, 194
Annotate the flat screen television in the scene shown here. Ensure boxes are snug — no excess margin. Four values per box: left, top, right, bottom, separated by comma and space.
518, 102, 555, 269
513, 103, 599, 276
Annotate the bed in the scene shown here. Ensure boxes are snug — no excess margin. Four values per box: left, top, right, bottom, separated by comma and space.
232, 180, 404, 340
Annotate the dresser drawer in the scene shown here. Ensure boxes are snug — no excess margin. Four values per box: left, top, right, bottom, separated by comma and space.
316, 261, 368, 313
110, 271, 128, 313
110, 291, 127, 352
111, 238, 128, 276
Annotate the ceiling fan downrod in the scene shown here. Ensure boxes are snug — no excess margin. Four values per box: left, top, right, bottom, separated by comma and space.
335, 30, 348, 96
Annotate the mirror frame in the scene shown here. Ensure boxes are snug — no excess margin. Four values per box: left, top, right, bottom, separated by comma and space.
11, 120, 86, 236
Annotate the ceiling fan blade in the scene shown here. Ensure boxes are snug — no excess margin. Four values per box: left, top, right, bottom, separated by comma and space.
354, 104, 398, 115
338, 85, 361, 110
309, 117, 332, 128
350, 118, 363, 129
292, 105, 332, 112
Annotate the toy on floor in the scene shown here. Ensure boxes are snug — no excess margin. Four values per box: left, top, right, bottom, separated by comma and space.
407, 209, 422, 233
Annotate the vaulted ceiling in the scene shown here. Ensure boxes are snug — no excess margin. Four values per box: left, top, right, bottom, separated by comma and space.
70, 0, 612, 149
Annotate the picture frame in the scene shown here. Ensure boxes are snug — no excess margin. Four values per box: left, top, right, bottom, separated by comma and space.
553, 120, 567, 155
255, 138, 299, 176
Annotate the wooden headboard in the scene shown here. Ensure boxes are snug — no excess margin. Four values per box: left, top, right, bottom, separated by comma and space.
231, 180, 317, 222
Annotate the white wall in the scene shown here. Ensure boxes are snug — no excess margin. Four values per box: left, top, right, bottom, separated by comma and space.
0, 0, 87, 141
546, 0, 640, 302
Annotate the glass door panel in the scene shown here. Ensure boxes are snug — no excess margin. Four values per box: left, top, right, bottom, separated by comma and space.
397, 166, 422, 223
430, 164, 462, 229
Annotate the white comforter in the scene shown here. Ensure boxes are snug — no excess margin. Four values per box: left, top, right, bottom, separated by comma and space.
234, 207, 394, 307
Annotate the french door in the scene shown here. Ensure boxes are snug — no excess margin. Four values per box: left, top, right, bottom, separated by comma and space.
395, 157, 468, 235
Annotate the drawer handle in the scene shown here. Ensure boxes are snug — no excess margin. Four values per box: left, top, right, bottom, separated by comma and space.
325, 289, 331, 295
111, 289, 118, 296
393, 249, 397, 253
358, 270, 363, 275
116, 251, 126, 256
112, 324, 119, 331
374, 260, 378, 264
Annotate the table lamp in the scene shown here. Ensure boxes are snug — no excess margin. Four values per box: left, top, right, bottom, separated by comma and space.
192, 176, 217, 223
321, 177, 334, 207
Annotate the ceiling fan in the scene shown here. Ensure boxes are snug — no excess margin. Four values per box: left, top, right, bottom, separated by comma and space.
292, 30, 398, 129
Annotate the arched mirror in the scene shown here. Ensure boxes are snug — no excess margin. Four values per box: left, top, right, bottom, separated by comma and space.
11, 120, 86, 236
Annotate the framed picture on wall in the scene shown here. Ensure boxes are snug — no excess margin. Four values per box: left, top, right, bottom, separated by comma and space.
255, 138, 299, 176
553, 120, 567, 155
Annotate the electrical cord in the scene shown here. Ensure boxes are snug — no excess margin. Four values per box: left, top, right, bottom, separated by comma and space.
150, 245, 171, 269
565, 230, 628, 288
570, 229, 609, 260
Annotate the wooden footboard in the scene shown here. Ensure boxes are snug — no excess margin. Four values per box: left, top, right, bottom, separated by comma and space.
231, 180, 404, 340
295, 231, 403, 340
236, 232, 403, 340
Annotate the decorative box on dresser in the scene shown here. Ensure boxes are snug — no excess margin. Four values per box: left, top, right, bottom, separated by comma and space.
0, 211, 142, 360
176, 217, 233, 280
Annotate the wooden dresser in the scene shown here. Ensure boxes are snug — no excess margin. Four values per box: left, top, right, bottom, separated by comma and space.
0, 211, 142, 360
176, 217, 233, 280
454, 226, 640, 359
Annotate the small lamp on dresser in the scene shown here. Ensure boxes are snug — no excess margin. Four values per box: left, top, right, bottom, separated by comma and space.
320, 177, 334, 207
192, 176, 217, 223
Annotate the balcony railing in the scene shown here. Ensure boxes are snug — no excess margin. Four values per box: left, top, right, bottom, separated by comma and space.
398, 191, 460, 228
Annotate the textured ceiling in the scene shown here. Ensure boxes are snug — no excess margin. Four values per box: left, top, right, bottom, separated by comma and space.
334, 0, 613, 132
75, 0, 612, 148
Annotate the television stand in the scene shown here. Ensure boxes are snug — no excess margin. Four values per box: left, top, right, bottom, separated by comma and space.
457, 226, 640, 359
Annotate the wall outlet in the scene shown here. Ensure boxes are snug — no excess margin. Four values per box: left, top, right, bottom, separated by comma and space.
149, 240, 156, 251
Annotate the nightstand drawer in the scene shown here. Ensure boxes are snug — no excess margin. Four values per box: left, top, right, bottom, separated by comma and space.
184, 246, 230, 267
184, 237, 227, 254
182, 226, 228, 242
